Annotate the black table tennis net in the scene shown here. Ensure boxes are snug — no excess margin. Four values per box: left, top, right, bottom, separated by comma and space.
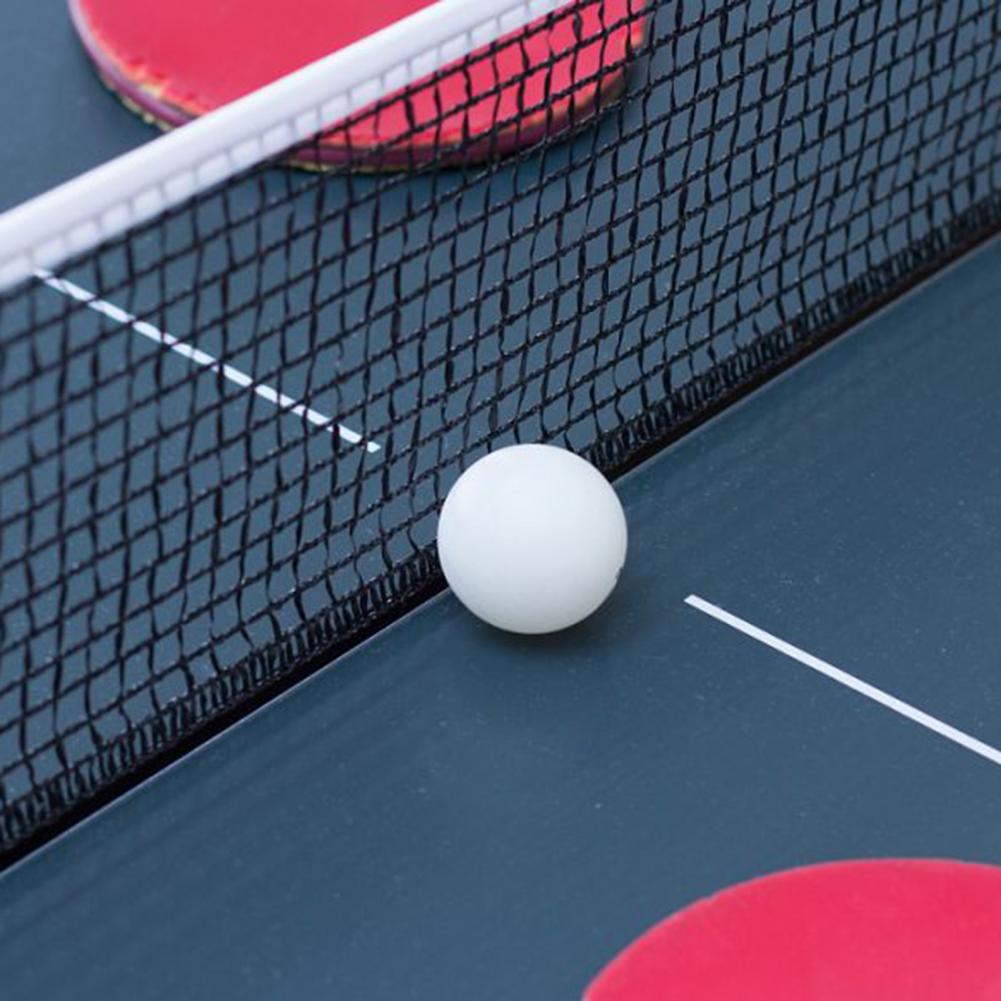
1, 0, 999, 863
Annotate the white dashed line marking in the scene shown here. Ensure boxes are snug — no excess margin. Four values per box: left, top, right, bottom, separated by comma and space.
36, 270, 380, 453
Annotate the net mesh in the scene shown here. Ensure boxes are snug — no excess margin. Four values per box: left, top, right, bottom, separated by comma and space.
1, 0, 1000, 863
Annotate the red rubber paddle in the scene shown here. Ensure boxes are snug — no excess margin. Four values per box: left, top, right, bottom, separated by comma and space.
585, 859, 1001, 1000
69, 0, 648, 168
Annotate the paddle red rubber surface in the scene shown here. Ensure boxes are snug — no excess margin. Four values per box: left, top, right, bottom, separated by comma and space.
69, 0, 648, 167
585, 859, 1001, 1000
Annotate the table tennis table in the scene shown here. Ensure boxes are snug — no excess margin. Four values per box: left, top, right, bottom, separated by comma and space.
2, 3, 1001, 998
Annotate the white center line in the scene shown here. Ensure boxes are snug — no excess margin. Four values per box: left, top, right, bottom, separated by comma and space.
36, 270, 380, 453
685, 593, 1001, 768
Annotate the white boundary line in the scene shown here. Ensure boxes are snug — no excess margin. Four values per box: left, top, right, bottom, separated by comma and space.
0, 0, 568, 291
37, 270, 379, 452
685, 594, 1001, 767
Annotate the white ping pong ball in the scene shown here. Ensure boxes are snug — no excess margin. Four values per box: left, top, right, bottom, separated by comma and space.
437, 444, 628, 634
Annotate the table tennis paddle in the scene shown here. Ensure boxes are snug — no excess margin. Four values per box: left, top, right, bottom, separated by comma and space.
69, 0, 649, 168
584, 859, 1001, 1000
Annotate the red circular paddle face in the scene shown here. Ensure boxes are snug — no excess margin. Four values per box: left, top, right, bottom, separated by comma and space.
585, 860, 1001, 1001
69, 0, 649, 168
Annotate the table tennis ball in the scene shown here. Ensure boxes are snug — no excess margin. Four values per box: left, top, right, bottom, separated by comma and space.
437, 444, 627, 634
